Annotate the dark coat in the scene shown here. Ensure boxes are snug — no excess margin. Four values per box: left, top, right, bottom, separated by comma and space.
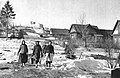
18, 44, 28, 63
18, 44, 28, 54
46, 44, 54, 62
46, 45, 54, 54
33, 45, 42, 58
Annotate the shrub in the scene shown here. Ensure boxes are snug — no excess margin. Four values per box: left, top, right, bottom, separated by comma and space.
90, 54, 117, 60
74, 59, 103, 73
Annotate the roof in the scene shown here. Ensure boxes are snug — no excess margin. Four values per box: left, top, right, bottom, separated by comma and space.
50, 28, 69, 35
70, 24, 98, 34
22, 29, 36, 33
95, 29, 113, 36
70, 24, 112, 36
112, 20, 120, 34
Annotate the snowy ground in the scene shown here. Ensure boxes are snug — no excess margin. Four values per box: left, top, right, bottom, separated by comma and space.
0, 38, 112, 78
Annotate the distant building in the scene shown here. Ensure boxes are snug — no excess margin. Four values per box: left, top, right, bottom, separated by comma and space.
15, 25, 26, 30
33, 24, 44, 34
69, 24, 112, 47
14, 25, 40, 39
21, 28, 40, 39
0, 22, 43, 38
43, 27, 50, 37
50, 28, 69, 40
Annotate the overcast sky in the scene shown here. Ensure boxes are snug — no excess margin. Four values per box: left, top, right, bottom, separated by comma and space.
0, 0, 120, 29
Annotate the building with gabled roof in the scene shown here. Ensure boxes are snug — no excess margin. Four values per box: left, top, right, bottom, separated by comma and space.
69, 24, 113, 47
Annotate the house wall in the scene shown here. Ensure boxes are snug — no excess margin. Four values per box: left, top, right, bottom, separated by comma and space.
118, 23, 120, 34
70, 33, 102, 47
70, 33, 96, 47
69, 25, 109, 47
94, 35, 103, 42
70, 33, 77, 39
113, 36, 120, 48
113, 22, 120, 48
70, 26, 76, 33
70, 26, 77, 39
113, 28, 118, 34
52, 34, 69, 40
86, 35, 95, 42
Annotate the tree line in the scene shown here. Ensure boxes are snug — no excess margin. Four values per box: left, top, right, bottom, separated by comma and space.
0, 1, 16, 38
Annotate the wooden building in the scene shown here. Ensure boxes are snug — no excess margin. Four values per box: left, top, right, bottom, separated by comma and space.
69, 24, 112, 47
50, 28, 69, 40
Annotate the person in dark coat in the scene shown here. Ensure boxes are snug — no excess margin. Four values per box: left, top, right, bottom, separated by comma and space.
17, 40, 28, 67
32, 41, 42, 68
46, 41, 54, 68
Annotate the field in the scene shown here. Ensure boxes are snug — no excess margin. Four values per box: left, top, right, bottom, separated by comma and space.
0, 38, 112, 78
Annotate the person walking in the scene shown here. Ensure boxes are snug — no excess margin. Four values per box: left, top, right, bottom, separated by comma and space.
17, 40, 28, 67
46, 41, 54, 68
32, 41, 42, 68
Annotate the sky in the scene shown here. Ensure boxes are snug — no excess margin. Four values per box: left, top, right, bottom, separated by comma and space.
0, 0, 120, 29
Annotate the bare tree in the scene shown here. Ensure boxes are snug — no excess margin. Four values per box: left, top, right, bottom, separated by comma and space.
76, 12, 89, 48
64, 38, 78, 59
81, 27, 89, 48
102, 37, 117, 69
76, 12, 86, 24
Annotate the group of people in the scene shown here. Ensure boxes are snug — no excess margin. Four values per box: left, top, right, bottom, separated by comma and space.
17, 40, 54, 68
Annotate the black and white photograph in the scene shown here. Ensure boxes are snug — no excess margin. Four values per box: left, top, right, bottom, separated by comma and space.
0, 0, 120, 78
